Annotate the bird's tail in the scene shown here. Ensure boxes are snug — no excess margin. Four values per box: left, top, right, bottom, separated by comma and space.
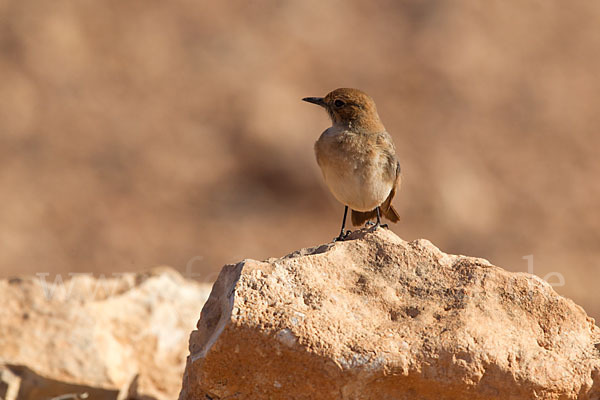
379, 186, 400, 223
351, 209, 377, 226
350, 196, 400, 226
383, 204, 400, 223
351, 205, 400, 226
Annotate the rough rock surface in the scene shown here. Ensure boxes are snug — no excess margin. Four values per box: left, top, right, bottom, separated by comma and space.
180, 229, 600, 400
0, 267, 212, 400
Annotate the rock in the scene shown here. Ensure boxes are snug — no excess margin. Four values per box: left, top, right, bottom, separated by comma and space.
179, 229, 600, 400
0, 268, 212, 400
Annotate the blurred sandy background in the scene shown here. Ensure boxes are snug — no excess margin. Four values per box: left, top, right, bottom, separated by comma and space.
0, 0, 598, 319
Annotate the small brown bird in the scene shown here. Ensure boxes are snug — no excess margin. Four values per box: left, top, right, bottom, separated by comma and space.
303, 88, 401, 241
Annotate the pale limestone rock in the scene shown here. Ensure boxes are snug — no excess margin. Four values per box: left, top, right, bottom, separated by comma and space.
180, 229, 600, 400
0, 268, 212, 400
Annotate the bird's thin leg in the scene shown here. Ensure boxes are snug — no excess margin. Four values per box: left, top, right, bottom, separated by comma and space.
375, 207, 388, 229
334, 206, 351, 241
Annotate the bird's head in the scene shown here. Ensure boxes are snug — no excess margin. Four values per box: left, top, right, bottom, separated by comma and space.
303, 88, 385, 133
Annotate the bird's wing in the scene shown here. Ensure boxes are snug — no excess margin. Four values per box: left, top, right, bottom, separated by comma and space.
394, 159, 401, 192
377, 131, 401, 222
374, 131, 399, 185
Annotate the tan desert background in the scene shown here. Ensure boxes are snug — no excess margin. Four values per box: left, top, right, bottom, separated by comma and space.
0, 0, 598, 320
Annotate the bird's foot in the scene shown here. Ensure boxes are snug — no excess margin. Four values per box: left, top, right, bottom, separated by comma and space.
365, 221, 387, 229
333, 230, 352, 242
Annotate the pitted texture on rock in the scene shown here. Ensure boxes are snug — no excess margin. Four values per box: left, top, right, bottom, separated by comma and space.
180, 229, 600, 400
0, 268, 212, 400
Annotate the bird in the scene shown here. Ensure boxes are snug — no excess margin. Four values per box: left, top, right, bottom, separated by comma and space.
303, 88, 401, 241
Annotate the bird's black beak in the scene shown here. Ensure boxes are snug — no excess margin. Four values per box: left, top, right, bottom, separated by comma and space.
302, 97, 326, 107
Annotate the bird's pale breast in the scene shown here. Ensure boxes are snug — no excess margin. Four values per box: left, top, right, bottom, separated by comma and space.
314, 127, 396, 212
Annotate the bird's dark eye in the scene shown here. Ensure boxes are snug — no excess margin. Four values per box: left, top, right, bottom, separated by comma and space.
334, 99, 345, 108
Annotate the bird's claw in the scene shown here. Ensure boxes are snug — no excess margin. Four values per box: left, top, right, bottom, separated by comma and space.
333, 230, 352, 242
366, 221, 388, 229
